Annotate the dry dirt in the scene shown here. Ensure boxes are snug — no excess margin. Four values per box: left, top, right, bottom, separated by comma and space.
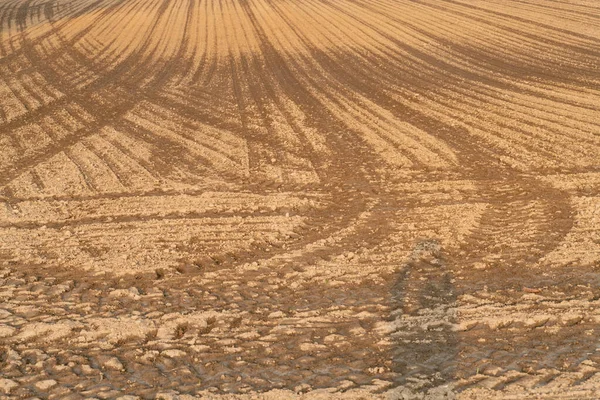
0, 0, 599, 399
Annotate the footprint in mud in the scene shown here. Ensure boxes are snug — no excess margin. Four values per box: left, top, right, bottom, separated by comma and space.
387, 239, 457, 394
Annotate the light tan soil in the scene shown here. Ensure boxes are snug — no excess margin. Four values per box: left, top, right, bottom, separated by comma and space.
0, 0, 599, 398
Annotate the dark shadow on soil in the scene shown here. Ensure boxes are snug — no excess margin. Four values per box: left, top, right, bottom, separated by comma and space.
387, 239, 458, 395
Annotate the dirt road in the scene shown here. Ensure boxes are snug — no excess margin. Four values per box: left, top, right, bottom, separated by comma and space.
1, 0, 600, 398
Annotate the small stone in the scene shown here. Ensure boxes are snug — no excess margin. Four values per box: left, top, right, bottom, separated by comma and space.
299, 342, 327, 352
323, 334, 345, 343
4, 348, 20, 362
0, 379, 18, 393
108, 289, 139, 300
161, 349, 187, 358
0, 326, 16, 338
473, 262, 486, 270
75, 365, 92, 376
484, 366, 503, 376
349, 326, 366, 336
35, 379, 57, 391
525, 316, 550, 329
562, 313, 583, 326
102, 357, 124, 370
268, 311, 285, 319
294, 383, 311, 393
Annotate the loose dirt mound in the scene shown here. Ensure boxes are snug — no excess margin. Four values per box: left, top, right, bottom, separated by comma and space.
1, 0, 599, 398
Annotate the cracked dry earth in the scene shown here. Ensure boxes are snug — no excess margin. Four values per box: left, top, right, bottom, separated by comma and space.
1, 0, 600, 399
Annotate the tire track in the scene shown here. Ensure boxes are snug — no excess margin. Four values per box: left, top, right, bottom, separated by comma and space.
0, 0, 196, 189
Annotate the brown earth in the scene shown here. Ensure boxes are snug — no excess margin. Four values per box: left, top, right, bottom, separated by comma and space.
1, 0, 600, 398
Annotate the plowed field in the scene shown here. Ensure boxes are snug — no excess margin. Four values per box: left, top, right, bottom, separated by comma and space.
1, 0, 600, 398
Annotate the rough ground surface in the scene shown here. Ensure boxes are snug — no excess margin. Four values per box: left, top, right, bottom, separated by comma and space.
0, 0, 599, 399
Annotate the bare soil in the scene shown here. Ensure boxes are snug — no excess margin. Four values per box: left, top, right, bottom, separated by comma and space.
1, 0, 600, 399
